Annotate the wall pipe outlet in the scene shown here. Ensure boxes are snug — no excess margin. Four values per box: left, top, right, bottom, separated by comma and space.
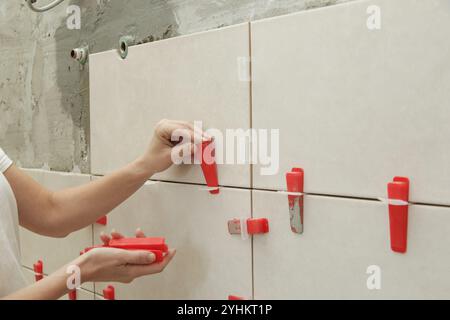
119, 36, 136, 59
70, 46, 89, 65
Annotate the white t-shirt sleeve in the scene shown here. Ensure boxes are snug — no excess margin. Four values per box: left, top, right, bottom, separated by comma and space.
0, 148, 13, 173
0, 147, 27, 296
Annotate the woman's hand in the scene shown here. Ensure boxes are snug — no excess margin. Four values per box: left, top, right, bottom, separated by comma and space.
77, 228, 176, 284
140, 119, 210, 174
2, 228, 173, 300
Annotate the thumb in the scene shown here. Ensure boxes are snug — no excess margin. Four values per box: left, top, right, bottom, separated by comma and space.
121, 250, 156, 265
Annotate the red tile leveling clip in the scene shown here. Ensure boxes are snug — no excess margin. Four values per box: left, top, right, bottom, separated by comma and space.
33, 260, 44, 282
103, 285, 115, 300
96, 215, 107, 226
228, 218, 269, 236
387, 177, 409, 253
68, 290, 77, 300
286, 167, 304, 234
83, 237, 169, 263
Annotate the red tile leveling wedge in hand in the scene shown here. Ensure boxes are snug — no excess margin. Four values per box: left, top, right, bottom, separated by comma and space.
82, 237, 169, 263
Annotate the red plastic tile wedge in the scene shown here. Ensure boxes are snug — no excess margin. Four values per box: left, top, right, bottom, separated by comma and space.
246, 218, 270, 235
83, 237, 168, 263
198, 140, 219, 194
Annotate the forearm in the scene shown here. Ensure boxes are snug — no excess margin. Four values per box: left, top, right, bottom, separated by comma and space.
2, 254, 92, 300
50, 156, 154, 235
8, 120, 196, 237
6, 156, 154, 237
2, 267, 72, 300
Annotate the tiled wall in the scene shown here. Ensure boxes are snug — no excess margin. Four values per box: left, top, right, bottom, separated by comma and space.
89, 22, 252, 188
19, 0, 450, 299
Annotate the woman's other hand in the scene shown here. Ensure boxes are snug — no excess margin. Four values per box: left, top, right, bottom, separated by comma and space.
76, 228, 175, 284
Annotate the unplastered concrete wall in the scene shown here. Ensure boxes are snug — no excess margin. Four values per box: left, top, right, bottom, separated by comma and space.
0, 0, 353, 173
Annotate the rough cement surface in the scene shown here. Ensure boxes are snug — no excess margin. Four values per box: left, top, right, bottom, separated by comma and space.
0, 0, 353, 173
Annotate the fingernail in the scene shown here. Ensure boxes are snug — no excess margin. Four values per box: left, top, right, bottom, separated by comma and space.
147, 253, 155, 263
